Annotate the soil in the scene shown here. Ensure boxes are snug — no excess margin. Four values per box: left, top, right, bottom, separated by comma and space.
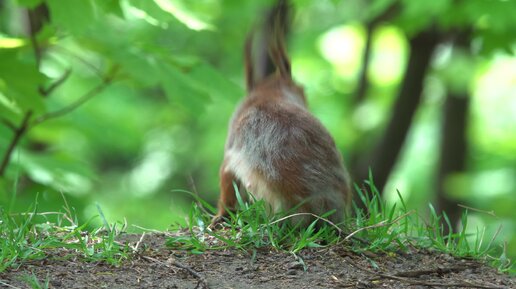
0, 233, 513, 289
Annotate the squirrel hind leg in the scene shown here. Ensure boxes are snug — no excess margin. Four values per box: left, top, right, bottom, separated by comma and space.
212, 164, 242, 226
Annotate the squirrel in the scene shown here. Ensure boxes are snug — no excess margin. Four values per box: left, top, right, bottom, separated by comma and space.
212, 0, 351, 226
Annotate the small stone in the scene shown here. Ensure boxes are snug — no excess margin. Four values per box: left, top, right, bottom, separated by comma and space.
287, 262, 304, 270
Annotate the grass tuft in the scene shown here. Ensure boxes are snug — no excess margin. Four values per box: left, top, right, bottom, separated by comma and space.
0, 196, 131, 273
20, 273, 50, 289
167, 178, 514, 273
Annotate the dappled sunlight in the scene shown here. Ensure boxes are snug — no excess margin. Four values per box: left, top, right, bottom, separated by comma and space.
369, 26, 407, 86
318, 24, 407, 86
128, 129, 177, 197
318, 24, 365, 78
0, 37, 25, 48
126, 5, 164, 28
473, 55, 516, 154
383, 105, 441, 207
470, 169, 516, 198
153, 0, 215, 31
384, 173, 411, 206
352, 100, 384, 131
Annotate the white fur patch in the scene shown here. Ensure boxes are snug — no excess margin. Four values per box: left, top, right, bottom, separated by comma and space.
225, 148, 283, 214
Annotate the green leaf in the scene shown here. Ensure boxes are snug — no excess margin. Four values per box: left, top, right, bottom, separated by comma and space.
438, 50, 476, 93
0, 49, 45, 113
17, 150, 94, 196
0, 92, 22, 124
93, 0, 124, 18
188, 64, 243, 101
366, 0, 398, 21
15, 0, 43, 8
152, 0, 214, 31
114, 50, 161, 86
159, 62, 211, 114
46, 0, 97, 35
0, 124, 11, 156
129, 0, 175, 24
397, 0, 452, 34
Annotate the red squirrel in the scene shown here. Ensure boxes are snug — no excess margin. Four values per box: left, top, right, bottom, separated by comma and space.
212, 0, 351, 226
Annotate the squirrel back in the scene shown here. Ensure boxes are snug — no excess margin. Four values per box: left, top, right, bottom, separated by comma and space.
213, 0, 351, 226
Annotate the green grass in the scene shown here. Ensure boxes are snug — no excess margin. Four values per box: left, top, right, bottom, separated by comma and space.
167, 175, 514, 273
167, 192, 341, 254
20, 273, 50, 289
1, 177, 513, 275
0, 195, 131, 273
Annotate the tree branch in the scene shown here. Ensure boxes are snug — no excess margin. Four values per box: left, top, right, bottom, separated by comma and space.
39, 68, 72, 97
0, 6, 47, 177
30, 66, 119, 128
1, 118, 17, 131
0, 111, 33, 177
436, 30, 472, 233
27, 4, 49, 67
353, 23, 374, 105
0, 5, 117, 176
354, 3, 402, 104
51, 45, 104, 78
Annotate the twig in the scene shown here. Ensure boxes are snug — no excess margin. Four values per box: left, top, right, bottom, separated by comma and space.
0, 7, 45, 178
0, 6, 42, 177
0, 111, 33, 177
371, 272, 507, 289
59, 191, 77, 226
0, 66, 118, 176
27, 7, 44, 68
30, 66, 119, 127
329, 275, 356, 288
485, 224, 503, 255
1, 118, 17, 131
458, 204, 498, 218
9, 211, 65, 217
346, 258, 507, 289
188, 175, 213, 217
392, 264, 479, 277
133, 233, 146, 252
344, 210, 414, 241
353, 22, 374, 104
0, 280, 22, 289
51, 45, 104, 77
40, 68, 72, 97
142, 255, 210, 289
131, 224, 165, 234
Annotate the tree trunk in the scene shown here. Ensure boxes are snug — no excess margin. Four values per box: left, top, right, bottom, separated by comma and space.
435, 32, 472, 233
353, 23, 374, 105
353, 29, 440, 195
436, 92, 469, 231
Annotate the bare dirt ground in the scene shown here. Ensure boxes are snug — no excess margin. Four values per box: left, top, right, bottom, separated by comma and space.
1, 233, 514, 289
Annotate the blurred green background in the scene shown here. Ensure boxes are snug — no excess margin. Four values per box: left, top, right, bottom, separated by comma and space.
0, 0, 514, 259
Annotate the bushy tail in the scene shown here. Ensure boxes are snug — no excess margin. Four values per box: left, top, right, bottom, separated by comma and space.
245, 0, 291, 92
